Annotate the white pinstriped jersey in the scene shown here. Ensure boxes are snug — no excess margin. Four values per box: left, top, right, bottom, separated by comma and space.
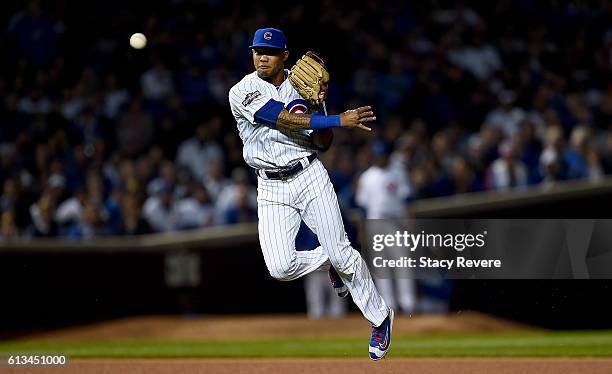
228, 70, 317, 170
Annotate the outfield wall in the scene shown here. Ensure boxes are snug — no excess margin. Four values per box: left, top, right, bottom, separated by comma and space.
1, 178, 612, 334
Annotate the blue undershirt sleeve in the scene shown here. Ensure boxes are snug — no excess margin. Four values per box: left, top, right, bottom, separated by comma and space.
254, 99, 285, 127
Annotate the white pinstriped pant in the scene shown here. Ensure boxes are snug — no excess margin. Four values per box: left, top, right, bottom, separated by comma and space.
257, 158, 388, 326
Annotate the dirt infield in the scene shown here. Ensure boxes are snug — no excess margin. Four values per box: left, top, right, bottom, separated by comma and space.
6, 358, 612, 374
30, 311, 537, 340
4, 315, 611, 373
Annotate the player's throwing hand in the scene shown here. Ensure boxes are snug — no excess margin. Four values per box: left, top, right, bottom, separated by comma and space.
340, 106, 376, 132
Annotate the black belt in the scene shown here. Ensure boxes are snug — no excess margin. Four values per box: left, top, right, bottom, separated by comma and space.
263, 154, 317, 181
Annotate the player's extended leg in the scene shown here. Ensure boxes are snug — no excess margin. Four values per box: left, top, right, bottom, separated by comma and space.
257, 177, 330, 282
299, 160, 389, 326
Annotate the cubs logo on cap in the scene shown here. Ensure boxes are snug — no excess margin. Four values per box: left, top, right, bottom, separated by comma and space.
250, 27, 287, 50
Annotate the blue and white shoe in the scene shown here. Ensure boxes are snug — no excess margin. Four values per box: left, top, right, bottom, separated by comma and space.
369, 308, 394, 360
328, 267, 349, 298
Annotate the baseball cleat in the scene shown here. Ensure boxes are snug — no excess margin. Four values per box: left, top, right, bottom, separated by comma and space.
369, 308, 394, 360
328, 266, 349, 298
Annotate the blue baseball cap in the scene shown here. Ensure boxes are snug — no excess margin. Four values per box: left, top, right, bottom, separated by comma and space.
250, 28, 287, 50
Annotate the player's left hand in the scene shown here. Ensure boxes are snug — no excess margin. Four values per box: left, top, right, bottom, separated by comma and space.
288, 51, 329, 106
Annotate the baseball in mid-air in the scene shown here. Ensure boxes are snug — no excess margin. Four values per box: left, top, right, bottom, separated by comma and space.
129, 33, 147, 49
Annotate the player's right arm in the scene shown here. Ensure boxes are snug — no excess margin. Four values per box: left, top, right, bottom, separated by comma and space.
276, 106, 375, 132
229, 79, 374, 132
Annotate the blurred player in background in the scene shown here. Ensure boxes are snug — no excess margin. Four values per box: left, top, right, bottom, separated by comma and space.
356, 141, 416, 315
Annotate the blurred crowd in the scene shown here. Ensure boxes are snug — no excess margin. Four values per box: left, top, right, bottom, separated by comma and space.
1, 0, 612, 239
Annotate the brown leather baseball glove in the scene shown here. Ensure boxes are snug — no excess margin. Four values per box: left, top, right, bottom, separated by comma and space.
288, 51, 329, 107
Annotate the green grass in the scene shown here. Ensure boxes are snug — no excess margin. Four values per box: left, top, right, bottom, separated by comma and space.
1, 331, 611, 358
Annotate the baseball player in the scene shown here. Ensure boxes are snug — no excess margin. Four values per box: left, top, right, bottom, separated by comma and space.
228, 28, 393, 360
356, 141, 416, 314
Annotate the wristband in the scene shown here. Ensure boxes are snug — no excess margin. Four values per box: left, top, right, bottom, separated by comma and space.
310, 114, 341, 130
